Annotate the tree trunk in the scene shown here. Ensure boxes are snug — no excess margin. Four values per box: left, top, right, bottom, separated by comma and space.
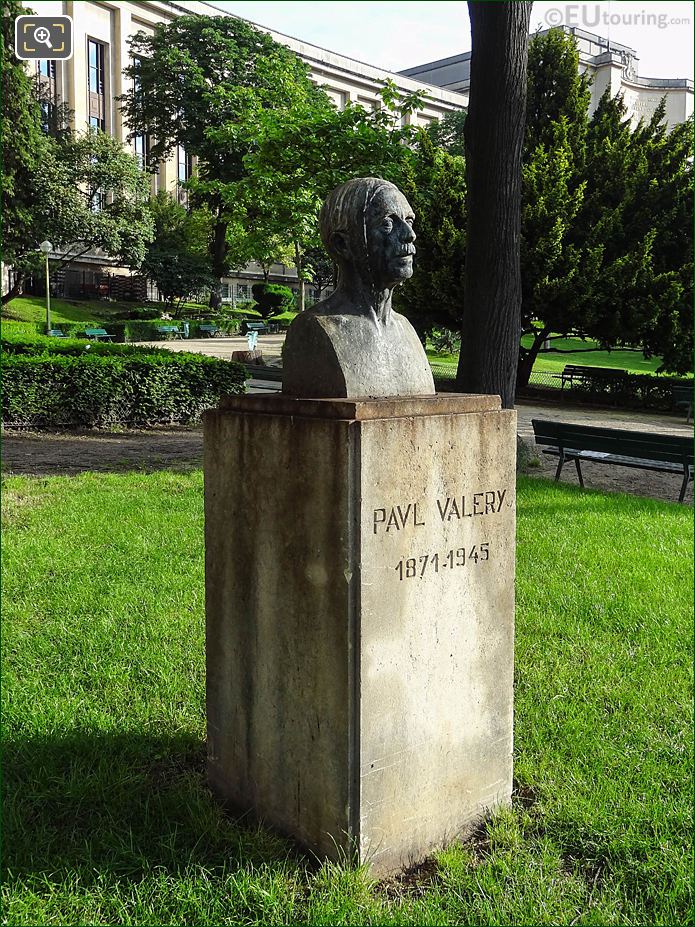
516, 324, 551, 388
1, 272, 26, 305
294, 242, 305, 312
456, 1, 533, 408
209, 217, 228, 311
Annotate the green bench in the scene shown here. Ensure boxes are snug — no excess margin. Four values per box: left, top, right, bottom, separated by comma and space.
155, 325, 183, 339
48, 329, 67, 338
559, 365, 626, 389
531, 418, 694, 503
672, 384, 693, 424
199, 323, 220, 337
242, 321, 269, 335
84, 328, 114, 341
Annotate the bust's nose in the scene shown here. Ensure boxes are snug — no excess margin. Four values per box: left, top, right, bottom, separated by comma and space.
398, 218, 416, 243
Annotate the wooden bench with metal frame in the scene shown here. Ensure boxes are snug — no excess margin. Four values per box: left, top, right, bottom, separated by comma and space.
531, 418, 693, 503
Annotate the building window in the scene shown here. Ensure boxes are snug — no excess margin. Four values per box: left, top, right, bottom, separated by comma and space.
177, 145, 193, 204
236, 284, 250, 300
134, 132, 148, 170
220, 284, 230, 299
177, 145, 192, 183
87, 39, 106, 131
36, 60, 57, 133
132, 55, 149, 169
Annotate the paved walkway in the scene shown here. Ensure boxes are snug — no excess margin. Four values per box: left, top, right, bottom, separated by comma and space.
141, 334, 284, 364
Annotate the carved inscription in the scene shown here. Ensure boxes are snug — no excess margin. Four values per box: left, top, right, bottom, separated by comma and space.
372, 489, 507, 534
370, 487, 509, 581
395, 544, 489, 581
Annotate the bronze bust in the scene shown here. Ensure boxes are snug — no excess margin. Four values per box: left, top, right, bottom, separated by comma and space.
282, 177, 435, 398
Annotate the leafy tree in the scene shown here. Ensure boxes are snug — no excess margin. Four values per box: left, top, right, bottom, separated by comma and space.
1, 0, 50, 302
241, 81, 423, 309
403, 27, 692, 385
32, 130, 153, 269
518, 31, 692, 382
516, 28, 591, 386
251, 282, 295, 320
303, 245, 334, 301
396, 131, 467, 342
141, 192, 214, 313
3, 126, 153, 303
572, 95, 693, 375
121, 14, 325, 308
425, 109, 467, 157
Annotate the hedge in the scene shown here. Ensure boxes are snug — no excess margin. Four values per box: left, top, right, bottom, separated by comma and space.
1, 334, 170, 357
517, 367, 691, 410
2, 353, 246, 427
31, 317, 243, 341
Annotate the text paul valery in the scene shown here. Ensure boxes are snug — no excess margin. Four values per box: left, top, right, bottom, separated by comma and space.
373, 489, 508, 534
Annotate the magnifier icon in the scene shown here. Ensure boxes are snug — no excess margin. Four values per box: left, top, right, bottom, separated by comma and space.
34, 26, 53, 49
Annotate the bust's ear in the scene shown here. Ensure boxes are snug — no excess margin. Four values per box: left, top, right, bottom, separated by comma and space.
330, 232, 350, 261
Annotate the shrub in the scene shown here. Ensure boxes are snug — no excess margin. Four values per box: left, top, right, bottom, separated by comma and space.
109, 307, 163, 321
186, 319, 240, 337
519, 367, 692, 410
1, 334, 170, 357
251, 283, 295, 320
2, 353, 246, 427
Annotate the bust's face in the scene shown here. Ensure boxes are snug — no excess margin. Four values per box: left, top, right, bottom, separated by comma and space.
365, 187, 416, 289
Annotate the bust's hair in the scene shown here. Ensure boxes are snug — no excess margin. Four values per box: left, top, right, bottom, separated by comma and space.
319, 177, 398, 261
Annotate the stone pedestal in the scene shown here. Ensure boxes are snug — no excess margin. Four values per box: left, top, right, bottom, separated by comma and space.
204, 394, 516, 875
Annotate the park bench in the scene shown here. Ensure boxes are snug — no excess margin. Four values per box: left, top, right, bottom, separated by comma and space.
199, 323, 220, 337
83, 327, 114, 341
671, 384, 693, 424
48, 329, 67, 338
559, 365, 626, 389
242, 321, 269, 335
531, 418, 694, 503
155, 324, 183, 339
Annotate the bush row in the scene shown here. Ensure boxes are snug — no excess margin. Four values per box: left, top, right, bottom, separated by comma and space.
2, 353, 246, 427
1, 334, 171, 357
520, 368, 691, 410
23, 318, 244, 341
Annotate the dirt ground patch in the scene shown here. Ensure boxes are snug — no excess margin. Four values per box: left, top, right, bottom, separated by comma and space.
1, 427, 204, 476
523, 452, 691, 505
1, 424, 691, 505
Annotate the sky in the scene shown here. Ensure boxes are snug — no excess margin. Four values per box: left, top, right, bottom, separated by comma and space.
213, 1, 694, 80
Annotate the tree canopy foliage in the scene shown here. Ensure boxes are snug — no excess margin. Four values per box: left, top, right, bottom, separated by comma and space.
140, 193, 214, 312
2, 2, 153, 304
121, 14, 325, 306
397, 27, 693, 379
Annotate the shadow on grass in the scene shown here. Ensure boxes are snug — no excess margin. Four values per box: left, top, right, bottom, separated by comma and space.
3, 730, 299, 885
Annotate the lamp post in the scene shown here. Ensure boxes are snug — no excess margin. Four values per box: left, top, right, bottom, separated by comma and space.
39, 241, 53, 334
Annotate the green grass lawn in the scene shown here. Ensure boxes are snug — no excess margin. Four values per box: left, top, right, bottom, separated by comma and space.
1, 296, 296, 331
2, 472, 692, 925
523, 336, 664, 376
427, 335, 681, 379
1, 295, 141, 326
